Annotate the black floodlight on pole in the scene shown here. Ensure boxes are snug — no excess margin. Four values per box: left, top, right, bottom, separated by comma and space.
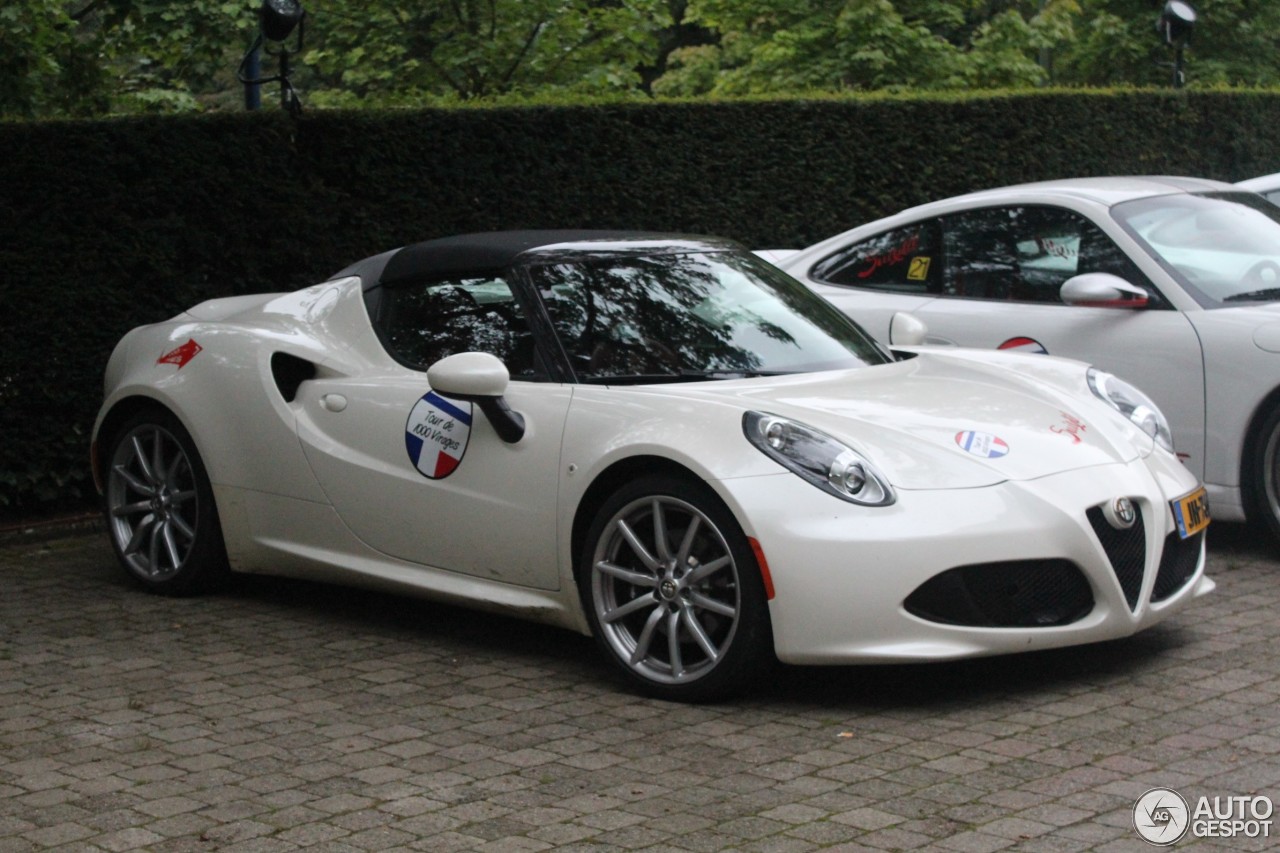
1157, 1, 1196, 88
238, 0, 306, 113
261, 0, 305, 42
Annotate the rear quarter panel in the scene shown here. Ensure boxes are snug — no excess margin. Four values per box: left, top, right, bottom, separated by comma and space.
95, 315, 330, 505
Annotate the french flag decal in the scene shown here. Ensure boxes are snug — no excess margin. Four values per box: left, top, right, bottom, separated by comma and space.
405, 391, 473, 479
955, 430, 1009, 459
998, 336, 1048, 355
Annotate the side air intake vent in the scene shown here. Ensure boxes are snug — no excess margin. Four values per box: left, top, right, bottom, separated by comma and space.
271, 352, 316, 402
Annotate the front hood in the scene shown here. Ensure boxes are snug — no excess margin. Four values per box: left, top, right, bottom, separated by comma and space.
665, 352, 1147, 490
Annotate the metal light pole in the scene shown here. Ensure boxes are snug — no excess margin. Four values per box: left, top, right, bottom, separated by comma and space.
238, 0, 306, 113
1157, 1, 1197, 89
243, 43, 261, 110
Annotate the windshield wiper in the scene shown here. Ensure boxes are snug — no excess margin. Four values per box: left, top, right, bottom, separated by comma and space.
1224, 288, 1280, 302
582, 374, 705, 385
581, 369, 792, 385
679, 369, 793, 379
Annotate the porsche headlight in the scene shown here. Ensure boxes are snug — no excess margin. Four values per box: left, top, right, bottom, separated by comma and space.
1087, 368, 1174, 453
743, 411, 895, 506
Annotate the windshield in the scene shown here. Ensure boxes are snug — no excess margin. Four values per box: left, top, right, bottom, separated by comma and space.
1112, 191, 1280, 306
527, 250, 889, 382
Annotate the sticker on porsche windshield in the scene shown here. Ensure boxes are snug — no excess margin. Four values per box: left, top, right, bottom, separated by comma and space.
907, 257, 931, 281
956, 430, 1009, 458
405, 391, 472, 479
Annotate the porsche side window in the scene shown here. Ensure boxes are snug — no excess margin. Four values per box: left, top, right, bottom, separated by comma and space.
373, 276, 539, 377
943, 206, 1160, 305
941, 208, 1027, 300
810, 223, 941, 294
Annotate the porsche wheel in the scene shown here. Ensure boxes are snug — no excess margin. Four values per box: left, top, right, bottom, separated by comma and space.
580, 475, 772, 702
1254, 406, 1280, 546
104, 410, 227, 595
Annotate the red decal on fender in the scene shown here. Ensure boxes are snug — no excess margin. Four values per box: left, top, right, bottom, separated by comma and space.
158, 339, 202, 369
1051, 411, 1088, 444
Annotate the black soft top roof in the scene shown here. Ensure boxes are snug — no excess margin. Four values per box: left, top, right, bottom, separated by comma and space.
330, 230, 742, 290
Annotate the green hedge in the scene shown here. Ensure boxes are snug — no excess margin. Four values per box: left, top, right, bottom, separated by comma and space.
4, 89, 1280, 516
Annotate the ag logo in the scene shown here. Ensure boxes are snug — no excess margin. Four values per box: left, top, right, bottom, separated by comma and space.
1133, 787, 1190, 845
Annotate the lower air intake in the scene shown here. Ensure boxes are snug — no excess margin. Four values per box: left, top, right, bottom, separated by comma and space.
1152, 530, 1203, 602
904, 560, 1094, 628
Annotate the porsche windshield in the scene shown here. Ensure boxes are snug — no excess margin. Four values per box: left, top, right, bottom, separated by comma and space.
1112, 191, 1280, 306
528, 251, 889, 382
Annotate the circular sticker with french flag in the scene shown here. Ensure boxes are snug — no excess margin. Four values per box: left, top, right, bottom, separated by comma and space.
955, 430, 1009, 459
998, 336, 1048, 355
405, 391, 472, 479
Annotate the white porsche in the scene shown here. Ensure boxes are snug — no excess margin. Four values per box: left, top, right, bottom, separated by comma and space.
778, 177, 1280, 545
92, 231, 1213, 701
1236, 171, 1280, 206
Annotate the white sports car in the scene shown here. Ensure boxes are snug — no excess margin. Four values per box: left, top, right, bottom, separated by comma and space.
92, 231, 1213, 701
778, 177, 1280, 544
1236, 172, 1280, 207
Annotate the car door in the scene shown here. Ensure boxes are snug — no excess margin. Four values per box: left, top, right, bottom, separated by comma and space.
294, 274, 571, 591
911, 205, 1207, 473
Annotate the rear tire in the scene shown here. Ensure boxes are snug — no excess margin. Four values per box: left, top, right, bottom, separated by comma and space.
103, 409, 228, 595
578, 474, 773, 702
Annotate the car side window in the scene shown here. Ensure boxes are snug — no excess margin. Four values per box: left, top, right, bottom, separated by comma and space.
941, 206, 1161, 305
371, 276, 540, 377
810, 222, 942, 294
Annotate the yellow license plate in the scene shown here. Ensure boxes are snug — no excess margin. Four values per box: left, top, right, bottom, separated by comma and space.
1171, 486, 1210, 539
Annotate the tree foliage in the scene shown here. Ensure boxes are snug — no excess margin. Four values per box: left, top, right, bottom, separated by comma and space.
304, 0, 671, 106
4, 0, 1280, 119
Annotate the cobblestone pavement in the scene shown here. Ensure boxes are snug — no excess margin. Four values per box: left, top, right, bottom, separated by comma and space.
2, 523, 1278, 853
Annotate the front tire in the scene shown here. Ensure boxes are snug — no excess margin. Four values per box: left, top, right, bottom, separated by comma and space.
103, 409, 228, 595
578, 475, 773, 702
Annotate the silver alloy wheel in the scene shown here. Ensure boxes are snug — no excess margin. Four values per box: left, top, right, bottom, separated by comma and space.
106, 424, 200, 581
591, 494, 741, 685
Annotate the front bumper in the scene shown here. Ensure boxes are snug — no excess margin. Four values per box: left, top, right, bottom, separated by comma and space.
716, 454, 1213, 665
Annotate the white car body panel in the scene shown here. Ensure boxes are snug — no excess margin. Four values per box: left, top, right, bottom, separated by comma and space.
780, 176, 1280, 524
1236, 172, 1280, 207
93, 233, 1213, 676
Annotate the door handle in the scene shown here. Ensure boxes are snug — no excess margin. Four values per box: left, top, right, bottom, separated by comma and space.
320, 393, 348, 412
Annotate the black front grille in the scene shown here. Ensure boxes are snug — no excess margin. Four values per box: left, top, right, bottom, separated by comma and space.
1086, 504, 1146, 611
904, 560, 1094, 628
1153, 530, 1203, 602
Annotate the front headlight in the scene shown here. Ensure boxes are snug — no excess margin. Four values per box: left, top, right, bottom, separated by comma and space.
1087, 368, 1174, 453
743, 411, 895, 506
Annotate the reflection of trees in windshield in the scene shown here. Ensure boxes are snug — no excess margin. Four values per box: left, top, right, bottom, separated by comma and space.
533, 255, 760, 377
529, 252, 885, 381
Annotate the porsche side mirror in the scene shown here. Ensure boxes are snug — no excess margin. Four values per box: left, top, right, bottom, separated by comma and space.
1060, 273, 1150, 309
427, 352, 526, 443
889, 312, 928, 346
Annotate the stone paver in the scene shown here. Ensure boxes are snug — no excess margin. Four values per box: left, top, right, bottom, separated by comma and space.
1, 522, 1277, 850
